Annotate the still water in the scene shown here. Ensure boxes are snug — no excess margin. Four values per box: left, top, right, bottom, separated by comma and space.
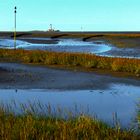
0, 84, 140, 128
0, 38, 140, 58
0, 38, 111, 54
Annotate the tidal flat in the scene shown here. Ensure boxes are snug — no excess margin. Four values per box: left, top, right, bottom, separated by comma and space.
0, 32, 140, 139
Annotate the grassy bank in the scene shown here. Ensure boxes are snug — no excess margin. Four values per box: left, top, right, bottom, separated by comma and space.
0, 103, 139, 140
0, 49, 140, 76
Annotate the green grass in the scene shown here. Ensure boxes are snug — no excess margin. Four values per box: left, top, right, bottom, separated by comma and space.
0, 103, 139, 140
0, 49, 140, 77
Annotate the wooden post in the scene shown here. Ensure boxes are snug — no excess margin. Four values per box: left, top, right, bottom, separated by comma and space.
14, 6, 17, 49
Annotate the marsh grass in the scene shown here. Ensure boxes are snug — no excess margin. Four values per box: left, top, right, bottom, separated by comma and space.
0, 49, 140, 76
0, 102, 138, 140
103, 35, 140, 48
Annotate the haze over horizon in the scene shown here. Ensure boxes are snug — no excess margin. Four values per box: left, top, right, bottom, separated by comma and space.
1, 0, 140, 31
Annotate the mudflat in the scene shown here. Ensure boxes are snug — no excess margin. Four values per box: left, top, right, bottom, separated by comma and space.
0, 63, 139, 90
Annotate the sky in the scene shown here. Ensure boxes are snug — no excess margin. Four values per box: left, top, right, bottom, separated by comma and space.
0, 0, 140, 31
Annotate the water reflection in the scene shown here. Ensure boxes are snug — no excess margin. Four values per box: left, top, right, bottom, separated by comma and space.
0, 39, 30, 48
1, 38, 140, 58
0, 38, 112, 54
0, 84, 140, 128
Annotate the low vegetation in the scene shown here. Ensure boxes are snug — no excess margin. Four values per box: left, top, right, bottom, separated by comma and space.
0, 49, 140, 76
0, 103, 139, 140
105, 36, 140, 48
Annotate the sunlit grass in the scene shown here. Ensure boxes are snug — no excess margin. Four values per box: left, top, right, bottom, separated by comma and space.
0, 49, 140, 76
0, 102, 138, 140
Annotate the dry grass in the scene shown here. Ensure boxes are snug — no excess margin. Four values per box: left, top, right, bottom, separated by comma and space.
0, 49, 139, 76
0, 103, 138, 140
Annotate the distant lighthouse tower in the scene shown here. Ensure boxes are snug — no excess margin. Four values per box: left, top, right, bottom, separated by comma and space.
48, 24, 55, 32
48, 24, 60, 32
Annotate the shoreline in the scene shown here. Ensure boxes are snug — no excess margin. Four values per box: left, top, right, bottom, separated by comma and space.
0, 62, 139, 90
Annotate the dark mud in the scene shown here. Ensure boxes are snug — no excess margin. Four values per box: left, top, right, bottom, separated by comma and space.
0, 63, 139, 90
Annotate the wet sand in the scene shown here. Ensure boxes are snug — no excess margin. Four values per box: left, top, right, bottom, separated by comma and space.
0, 63, 140, 90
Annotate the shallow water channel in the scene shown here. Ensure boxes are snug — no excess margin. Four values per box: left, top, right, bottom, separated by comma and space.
0, 38, 140, 58
0, 38, 111, 54
0, 84, 140, 128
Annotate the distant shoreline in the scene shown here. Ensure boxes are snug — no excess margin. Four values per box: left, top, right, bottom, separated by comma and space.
1, 31, 140, 38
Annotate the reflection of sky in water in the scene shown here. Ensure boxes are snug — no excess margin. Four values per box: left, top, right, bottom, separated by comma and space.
0, 39, 111, 54
0, 39, 30, 48
0, 38, 140, 58
0, 84, 140, 128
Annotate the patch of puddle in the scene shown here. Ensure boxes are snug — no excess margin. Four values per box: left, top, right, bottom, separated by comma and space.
0, 84, 140, 128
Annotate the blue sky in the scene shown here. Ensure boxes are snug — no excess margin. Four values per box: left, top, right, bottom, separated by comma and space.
1, 0, 140, 31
